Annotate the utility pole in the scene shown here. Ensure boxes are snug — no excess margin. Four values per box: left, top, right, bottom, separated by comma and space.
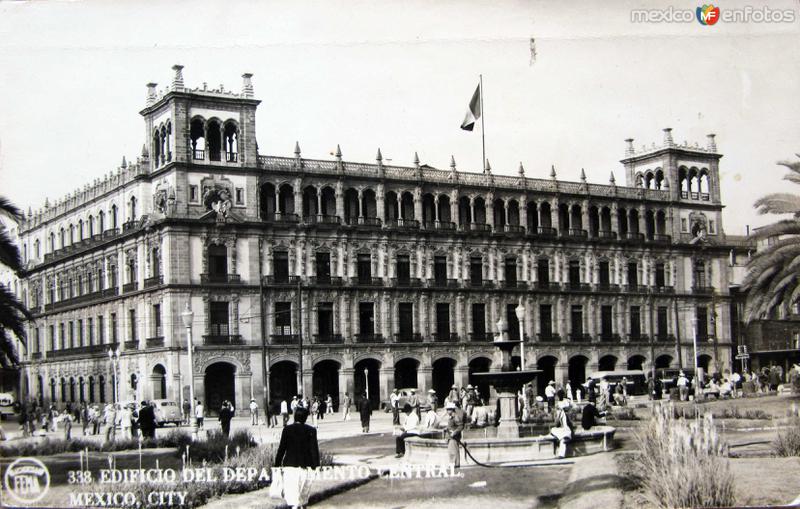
297, 278, 303, 398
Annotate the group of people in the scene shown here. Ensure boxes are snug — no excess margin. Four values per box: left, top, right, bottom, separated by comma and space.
12, 399, 162, 442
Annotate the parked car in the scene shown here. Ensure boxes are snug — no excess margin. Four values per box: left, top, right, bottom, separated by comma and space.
0, 392, 18, 421
381, 388, 428, 412
151, 399, 182, 426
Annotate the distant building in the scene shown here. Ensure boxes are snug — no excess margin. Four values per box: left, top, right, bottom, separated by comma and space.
728, 231, 800, 373
15, 66, 735, 412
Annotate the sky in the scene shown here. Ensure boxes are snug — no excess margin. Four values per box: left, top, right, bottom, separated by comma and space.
0, 0, 798, 236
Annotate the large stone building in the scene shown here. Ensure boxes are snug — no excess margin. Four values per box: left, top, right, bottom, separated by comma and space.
16, 66, 734, 413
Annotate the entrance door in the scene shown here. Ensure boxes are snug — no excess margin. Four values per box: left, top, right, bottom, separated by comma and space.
204, 362, 236, 416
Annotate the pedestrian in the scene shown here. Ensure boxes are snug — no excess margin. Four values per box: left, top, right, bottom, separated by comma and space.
219, 401, 234, 437
273, 407, 320, 509
427, 389, 438, 411
249, 398, 259, 426
138, 401, 157, 440
341, 393, 351, 421
358, 392, 372, 433
390, 388, 400, 425
325, 394, 334, 415
195, 400, 205, 429
564, 382, 573, 402
581, 402, 606, 431
129, 403, 139, 439
281, 398, 290, 426
119, 404, 132, 440
545, 380, 557, 410
550, 400, 574, 458
586, 377, 597, 404
769, 367, 781, 391
447, 384, 459, 407
423, 405, 439, 428
182, 398, 191, 425
81, 402, 89, 436
290, 395, 299, 422
394, 403, 420, 458
269, 400, 279, 427
310, 398, 320, 427
408, 389, 421, 419
614, 379, 627, 406
62, 411, 73, 441
677, 372, 689, 401
598, 377, 610, 409
104, 404, 116, 443
444, 401, 464, 468
91, 405, 100, 435
19, 403, 30, 438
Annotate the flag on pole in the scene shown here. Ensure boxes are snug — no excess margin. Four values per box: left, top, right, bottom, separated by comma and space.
460, 83, 482, 131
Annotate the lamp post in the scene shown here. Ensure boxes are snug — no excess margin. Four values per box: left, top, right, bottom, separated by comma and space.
363, 368, 369, 402
181, 303, 198, 441
107, 348, 120, 404
515, 299, 526, 370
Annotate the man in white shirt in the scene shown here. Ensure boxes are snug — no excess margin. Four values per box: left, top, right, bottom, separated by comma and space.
195, 400, 205, 429
390, 389, 400, 425
249, 399, 259, 425
280, 399, 289, 426
394, 404, 420, 458
677, 372, 689, 401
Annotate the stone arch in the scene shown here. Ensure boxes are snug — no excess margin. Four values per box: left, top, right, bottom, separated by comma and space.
352, 352, 385, 366
269, 355, 299, 368
311, 354, 344, 367
199, 356, 244, 375
467, 351, 495, 363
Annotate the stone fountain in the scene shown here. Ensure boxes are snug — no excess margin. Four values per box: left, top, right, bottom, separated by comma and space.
472, 317, 542, 439
403, 315, 617, 464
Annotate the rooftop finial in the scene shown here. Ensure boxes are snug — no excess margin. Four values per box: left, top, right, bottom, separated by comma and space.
706, 133, 717, 152
335, 144, 342, 160
294, 141, 301, 158
484, 159, 492, 174
518, 162, 525, 177
450, 155, 456, 170
580, 168, 586, 182
241, 73, 254, 98
609, 171, 616, 185
414, 152, 420, 168
141, 143, 149, 158
121, 156, 128, 169
663, 128, 674, 147
550, 165, 557, 179
376, 148, 383, 162
171, 65, 184, 91
624, 138, 634, 156
146, 82, 158, 105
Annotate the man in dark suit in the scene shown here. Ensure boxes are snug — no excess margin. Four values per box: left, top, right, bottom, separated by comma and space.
274, 407, 320, 468
138, 401, 157, 439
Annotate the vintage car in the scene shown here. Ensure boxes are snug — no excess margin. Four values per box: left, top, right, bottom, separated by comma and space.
151, 399, 183, 426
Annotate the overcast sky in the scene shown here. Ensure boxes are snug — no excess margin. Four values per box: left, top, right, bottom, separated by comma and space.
0, 0, 798, 235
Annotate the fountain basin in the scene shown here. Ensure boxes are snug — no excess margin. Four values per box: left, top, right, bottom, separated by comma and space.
404, 426, 616, 465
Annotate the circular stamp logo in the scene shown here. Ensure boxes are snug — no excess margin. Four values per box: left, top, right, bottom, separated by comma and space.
3, 457, 50, 504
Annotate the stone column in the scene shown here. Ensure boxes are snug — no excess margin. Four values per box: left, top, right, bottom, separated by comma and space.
454, 365, 470, 389
339, 368, 355, 404
418, 367, 433, 395
235, 373, 250, 416
302, 371, 313, 400
379, 367, 393, 404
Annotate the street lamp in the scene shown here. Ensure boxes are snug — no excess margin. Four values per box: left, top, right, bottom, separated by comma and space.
363, 368, 369, 401
515, 299, 526, 370
181, 303, 198, 441
107, 348, 120, 403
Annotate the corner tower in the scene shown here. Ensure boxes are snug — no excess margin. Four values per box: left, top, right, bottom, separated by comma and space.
139, 65, 261, 173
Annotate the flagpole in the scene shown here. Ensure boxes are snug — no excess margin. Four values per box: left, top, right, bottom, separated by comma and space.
480, 74, 486, 172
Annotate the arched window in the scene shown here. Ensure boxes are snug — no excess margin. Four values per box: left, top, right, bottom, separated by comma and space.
78, 219, 84, 240
129, 196, 137, 221
693, 260, 707, 289
223, 122, 238, 162
98, 210, 105, 232
88, 215, 94, 237
34, 239, 40, 258
111, 205, 118, 229
190, 117, 206, 160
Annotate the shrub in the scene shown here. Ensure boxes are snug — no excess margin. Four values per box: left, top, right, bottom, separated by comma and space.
774, 418, 800, 457
0, 429, 193, 457
180, 429, 258, 464
633, 404, 736, 508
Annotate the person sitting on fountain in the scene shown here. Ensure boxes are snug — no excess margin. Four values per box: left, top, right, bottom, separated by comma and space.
444, 402, 464, 469
395, 403, 421, 458
551, 400, 575, 459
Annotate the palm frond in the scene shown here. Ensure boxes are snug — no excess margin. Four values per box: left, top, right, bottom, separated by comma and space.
0, 228, 24, 274
783, 173, 800, 186
0, 329, 19, 367
778, 159, 800, 176
0, 196, 23, 222
751, 219, 800, 239
754, 193, 800, 215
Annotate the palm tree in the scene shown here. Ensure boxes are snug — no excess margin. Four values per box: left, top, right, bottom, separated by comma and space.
0, 196, 31, 367
743, 154, 800, 322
